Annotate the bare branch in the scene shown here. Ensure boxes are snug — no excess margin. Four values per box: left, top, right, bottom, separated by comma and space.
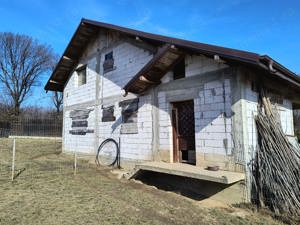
52, 91, 63, 113
0, 32, 56, 116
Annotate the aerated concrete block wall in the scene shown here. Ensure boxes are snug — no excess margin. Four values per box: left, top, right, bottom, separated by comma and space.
100, 42, 153, 98
62, 32, 154, 160
61, 31, 296, 173
97, 95, 154, 161
194, 79, 233, 169
63, 109, 96, 154
96, 41, 154, 161
156, 54, 236, 170
63, 45, 98, 154
243, 78, 294, 156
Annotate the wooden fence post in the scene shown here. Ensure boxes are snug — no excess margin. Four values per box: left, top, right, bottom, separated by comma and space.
74, 150, 77, 176
11, 138, 16, 181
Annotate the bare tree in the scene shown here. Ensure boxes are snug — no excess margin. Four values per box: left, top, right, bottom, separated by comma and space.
49, 54, 62, 114
0, 32, 55, 117
52, 91, 63, 113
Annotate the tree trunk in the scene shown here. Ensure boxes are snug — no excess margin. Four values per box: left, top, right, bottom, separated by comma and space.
56, 105, 60, 113
13, 102, 20, 117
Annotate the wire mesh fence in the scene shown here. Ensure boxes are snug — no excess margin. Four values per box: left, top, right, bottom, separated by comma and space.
0, 117, 62, 137
0, 135, 100, 185
0, 116, 121, 188
0, 117, 72, 183
0, 132, 132, 224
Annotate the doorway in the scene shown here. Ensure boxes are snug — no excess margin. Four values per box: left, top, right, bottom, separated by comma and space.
172, 100, 196, 165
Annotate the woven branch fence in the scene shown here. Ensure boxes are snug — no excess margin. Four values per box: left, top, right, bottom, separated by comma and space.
252, 91, 300, 216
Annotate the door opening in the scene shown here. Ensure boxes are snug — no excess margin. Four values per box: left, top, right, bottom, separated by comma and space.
172, 100, 196, 165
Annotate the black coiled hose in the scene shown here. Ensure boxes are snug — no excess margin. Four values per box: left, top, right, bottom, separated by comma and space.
95, 138, 120, 167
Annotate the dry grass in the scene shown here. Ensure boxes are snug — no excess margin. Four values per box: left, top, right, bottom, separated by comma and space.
0, 138, 287, 225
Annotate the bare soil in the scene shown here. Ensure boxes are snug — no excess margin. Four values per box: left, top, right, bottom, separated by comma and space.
0, 138, 289, 225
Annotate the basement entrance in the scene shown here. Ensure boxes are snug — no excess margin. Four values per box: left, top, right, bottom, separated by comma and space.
172, 100, 196, 165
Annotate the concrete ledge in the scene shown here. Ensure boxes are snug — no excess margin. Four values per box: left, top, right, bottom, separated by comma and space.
132, 162, 245, 184
9, 136, 62, 140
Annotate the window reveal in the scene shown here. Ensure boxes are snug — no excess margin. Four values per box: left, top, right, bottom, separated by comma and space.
119, 98, 139, 134
173, 58, 186, 80
103, 51, 114, 73
120, 99, 138, 123
76, 65, 87, 86
102, 106, 116, 122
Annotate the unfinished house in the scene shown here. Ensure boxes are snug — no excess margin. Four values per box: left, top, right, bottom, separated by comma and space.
45, 19, 300, 203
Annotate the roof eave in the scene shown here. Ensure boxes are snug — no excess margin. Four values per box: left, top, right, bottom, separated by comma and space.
259, 55, 300, 84
44, 18, 300, 92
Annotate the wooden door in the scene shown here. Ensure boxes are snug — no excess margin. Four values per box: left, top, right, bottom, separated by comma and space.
172, 100, 196, 165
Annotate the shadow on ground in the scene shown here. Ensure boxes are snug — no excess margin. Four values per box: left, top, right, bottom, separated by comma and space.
134, 170, 229, 201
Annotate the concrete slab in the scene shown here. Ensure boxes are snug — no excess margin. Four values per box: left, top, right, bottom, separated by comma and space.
9, 136, 62, 140
131, 162, 245, 184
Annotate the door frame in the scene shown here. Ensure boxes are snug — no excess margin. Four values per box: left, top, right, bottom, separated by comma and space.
171, 100, 195, 164
172, 107, 180, 162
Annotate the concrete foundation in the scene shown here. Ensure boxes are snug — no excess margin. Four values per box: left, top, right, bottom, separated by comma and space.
134, 169, 245, 204
131, 162, 245, 184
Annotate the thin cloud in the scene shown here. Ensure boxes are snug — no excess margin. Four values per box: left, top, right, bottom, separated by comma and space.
148, 24, 186, 38
129, 14, 151, 27
127, 11, 186, 38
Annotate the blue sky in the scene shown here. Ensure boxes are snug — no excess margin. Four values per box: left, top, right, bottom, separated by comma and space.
0, 0, 299, 107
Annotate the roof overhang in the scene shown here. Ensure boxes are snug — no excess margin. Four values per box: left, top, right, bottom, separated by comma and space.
45, 18, 300, 95
124, 44, 185, 94
45, 21, 99, 91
